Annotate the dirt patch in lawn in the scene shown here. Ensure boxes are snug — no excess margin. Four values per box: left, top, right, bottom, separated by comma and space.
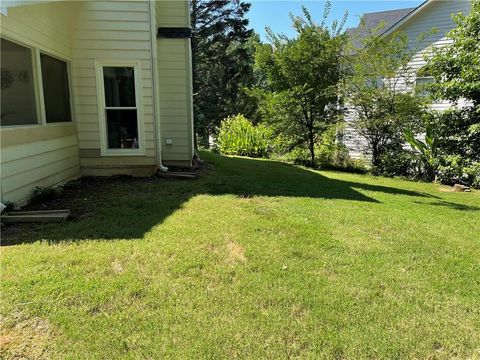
0, 313, 55, 360
0, 176, 172, 246
226, 240, 246, 264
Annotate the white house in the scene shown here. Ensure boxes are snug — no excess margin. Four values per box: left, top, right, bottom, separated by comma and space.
342, 0, 472, 159
0, 1, 194, 205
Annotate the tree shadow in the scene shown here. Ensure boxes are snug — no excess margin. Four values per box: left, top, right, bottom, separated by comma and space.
414, 200, 480, 212
1, 153, 440, 246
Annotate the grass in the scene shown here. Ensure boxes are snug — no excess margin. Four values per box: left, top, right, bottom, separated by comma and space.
1, 152, 479, 359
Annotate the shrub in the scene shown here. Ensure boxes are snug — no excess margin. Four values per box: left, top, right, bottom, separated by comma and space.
373, 148, 415, 178
217, 114, 271, 158
29, 186, 60, 205
420, 109, 480, 188
437, 156, 480, 188
2, 201, 15, 212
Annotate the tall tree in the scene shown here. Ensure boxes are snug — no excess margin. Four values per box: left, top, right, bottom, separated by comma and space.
253, 3, 347, 166
190, 0, 254, 146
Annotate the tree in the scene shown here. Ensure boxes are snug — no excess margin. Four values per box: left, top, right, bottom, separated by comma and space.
253, 3, 347, 166
426, 0, 480, 106
422, 0, 480, 187
190, 0, 255, 146
341, 22, 427, 168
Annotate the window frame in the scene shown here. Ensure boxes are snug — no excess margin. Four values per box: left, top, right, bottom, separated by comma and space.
95, 60, 145, 157
0, 35, 74, 128
415, 76, 435, 97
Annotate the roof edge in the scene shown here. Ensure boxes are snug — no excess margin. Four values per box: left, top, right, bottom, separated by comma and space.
381, 0, 431, 37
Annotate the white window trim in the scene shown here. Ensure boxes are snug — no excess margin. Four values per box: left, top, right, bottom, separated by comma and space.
0, 35, 74, 128
94, 59, 145, 157
415, 76, 435, 97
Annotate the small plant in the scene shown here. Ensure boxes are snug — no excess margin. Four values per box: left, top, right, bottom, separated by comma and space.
29, 186, 61, 205
404, 125, 439, 181
2, 201, 15, 212
217, 114, 271, 158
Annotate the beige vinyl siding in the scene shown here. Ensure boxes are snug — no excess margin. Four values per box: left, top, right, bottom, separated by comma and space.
71, 1, 157, 173
0, 2, 80, 204
1, 125, 80, 204
154, 0, 194, 165
154, 0, 189, 27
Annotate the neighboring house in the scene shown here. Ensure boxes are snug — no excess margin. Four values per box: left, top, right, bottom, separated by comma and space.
0, 0, 194, 205
342, 0, 472, 160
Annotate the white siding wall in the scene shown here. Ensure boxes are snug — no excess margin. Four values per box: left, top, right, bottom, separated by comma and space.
154, 0, 194, 166
397, 0, 471, 111
0, 2, 80, 204
344, 0, 472, 160
71, 0, 157, 174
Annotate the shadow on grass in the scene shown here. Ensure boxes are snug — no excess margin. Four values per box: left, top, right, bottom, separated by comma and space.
1, 153, 440, 246
415, 200, 480, 212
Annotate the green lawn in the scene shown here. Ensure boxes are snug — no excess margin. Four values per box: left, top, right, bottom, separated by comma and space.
1, 152, 479, 359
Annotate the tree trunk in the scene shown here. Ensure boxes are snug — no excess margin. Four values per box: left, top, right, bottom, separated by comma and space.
308, 125, 315, 167
371, 143, 380, 169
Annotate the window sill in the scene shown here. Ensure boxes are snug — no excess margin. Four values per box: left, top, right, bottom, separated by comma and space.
101, 149, 147, 157
0, 122, 75, 130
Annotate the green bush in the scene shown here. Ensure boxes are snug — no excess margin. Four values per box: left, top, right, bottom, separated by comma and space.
437, 156, 480, 188
217, 114, 271, 158
30, 186, 60, 205
374, 147, 418, 179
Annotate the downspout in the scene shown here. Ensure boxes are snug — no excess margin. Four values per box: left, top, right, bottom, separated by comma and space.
148, 0, 168, 172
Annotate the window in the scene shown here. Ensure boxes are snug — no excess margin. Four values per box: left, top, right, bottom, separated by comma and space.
415, 76, 434, 97
40, 53, 72, 123
99, 65, 142, 153
0, 38, 37, 126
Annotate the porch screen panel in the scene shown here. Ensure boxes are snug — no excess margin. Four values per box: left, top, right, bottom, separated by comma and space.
0, 38, 37, 126
40, 53, 72, 123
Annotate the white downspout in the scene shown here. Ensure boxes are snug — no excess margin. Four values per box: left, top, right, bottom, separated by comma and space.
149, 0, 168, 172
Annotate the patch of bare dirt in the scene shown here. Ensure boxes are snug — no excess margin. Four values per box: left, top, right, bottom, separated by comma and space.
226, 240, 246, 264
0, 312, 55, 360
111, 259, 124, 274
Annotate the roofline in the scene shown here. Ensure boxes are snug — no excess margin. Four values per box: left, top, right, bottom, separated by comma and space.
381, 0, 432, 37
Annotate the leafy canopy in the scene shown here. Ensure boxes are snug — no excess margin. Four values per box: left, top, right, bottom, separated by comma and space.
425, 0, 480, 105
190, 0, 255, 145
253, 2, 347, 166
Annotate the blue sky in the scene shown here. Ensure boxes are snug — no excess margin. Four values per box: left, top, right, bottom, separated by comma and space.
248, 1, 425, 41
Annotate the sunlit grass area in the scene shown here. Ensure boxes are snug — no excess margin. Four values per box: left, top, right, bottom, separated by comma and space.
1, 152, 479, 359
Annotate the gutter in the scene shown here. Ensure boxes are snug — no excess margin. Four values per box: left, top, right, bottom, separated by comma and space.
148, 0, 168, 172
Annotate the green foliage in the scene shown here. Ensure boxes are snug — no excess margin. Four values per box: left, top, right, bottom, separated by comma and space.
425, 0, 480, 105
191, 0, 256, 145
420, 1, 480, 188
29, 186, 60, 205
375, 148, 417, 179
404, 124, 439, 181
217, 114, 271, 157
252, 3, 347, 166
342, 22, 428, 168
2, 201, 15, 212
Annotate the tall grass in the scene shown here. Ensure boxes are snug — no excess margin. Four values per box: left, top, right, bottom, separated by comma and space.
217, 114, 271, 158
